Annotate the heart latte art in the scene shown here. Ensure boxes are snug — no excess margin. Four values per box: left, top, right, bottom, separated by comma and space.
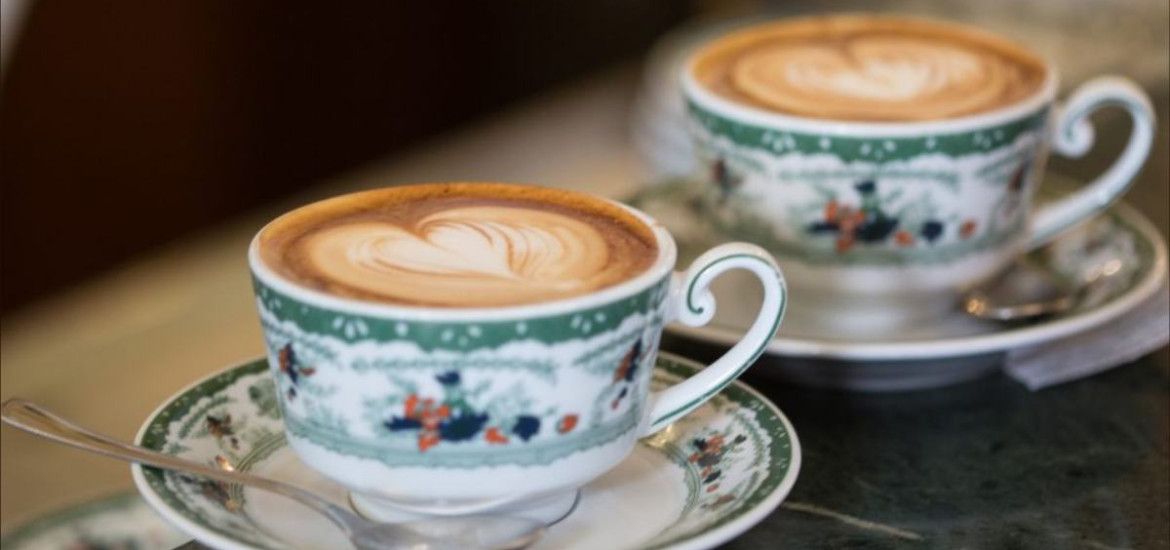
306, 207, 619, 306
259, 185, 658, 307
693, 16, 1047, 121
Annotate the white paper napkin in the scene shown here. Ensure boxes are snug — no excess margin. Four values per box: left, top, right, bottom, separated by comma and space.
1004, 279, 1170, 390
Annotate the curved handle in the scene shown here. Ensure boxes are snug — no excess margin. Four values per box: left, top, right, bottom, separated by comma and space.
640, 243, 786, 435
1028, 76, 1155, 249
0, 398, 357, 534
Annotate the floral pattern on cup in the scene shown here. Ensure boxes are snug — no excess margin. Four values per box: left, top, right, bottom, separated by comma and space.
132, 355, 800, 550
379, 370, 582, 452
804, 179, 988, 254
692, 137, 1040, 265
255, 277, 667, 468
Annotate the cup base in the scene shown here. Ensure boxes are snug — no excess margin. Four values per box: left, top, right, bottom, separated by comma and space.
349, 488, 581, 525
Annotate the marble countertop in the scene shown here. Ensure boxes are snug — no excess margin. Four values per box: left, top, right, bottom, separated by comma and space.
672, 337, 1169, 548
2, 64, 1167, 547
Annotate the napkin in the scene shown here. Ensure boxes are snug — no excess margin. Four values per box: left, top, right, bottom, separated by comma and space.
1004, 279, 1170, 390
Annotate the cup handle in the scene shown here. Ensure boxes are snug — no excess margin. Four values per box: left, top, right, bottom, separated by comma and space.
1026, 76, 1156, 250
639, 243, 787, 436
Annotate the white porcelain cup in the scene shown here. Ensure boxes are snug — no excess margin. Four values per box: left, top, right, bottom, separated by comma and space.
682, 16, 1156, 331
248, 183, 788, 521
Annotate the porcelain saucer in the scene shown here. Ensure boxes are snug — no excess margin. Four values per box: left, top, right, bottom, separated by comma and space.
628, 174, 1167, 390
0, 492, 187, 550
131, 352, 800, 549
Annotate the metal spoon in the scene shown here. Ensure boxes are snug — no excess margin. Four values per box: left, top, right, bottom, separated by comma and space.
961, 256, 1125, 322
1, 399, 545, 550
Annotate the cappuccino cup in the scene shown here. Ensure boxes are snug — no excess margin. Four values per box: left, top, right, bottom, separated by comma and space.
248, 182, 787, 521
683, 14, 1155, 330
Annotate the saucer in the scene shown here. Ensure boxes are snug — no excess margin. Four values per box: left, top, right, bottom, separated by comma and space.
628, 174, 1167, 390
0, 492, 187, 550
131, 353, 800, 549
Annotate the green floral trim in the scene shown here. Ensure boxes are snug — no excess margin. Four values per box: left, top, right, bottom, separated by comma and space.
713, 204, 1024, 265
139, 360, 278, 549
225, 432, 288, 507
253, 276, 670, 352
572, 320, 660, 373
688, 100, 1050, 162
646, 357, 794, 549
285, 400, 641, 468
141, 362, 267, 452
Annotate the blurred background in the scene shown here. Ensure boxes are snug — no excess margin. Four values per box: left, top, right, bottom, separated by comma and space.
1, 0, 1168, 535
2, 0, 1167, 315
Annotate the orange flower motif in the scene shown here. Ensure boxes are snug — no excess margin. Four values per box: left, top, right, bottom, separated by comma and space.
960, 220, 977, 239
835, 236, 855, 253
707, 435, 724, 451
484, 427, 509, 444
418, 433, 440, 452
557, 414, 578, 434
824, 200, 839, 221
895, 230, 915, 247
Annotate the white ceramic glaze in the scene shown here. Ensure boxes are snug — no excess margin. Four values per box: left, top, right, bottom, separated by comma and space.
246, 186, 787, 517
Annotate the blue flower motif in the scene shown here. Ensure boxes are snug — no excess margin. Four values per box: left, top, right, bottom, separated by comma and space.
385, 417, 422, 431
436, 371, 461, 386
855, 217, 898, 243
439, 413, 489, 441
920, 221, 944, 243
512, 416, 541, 441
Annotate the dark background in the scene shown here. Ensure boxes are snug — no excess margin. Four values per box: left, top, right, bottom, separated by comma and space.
2, 1, 1167, 316
0, 1, 693, 313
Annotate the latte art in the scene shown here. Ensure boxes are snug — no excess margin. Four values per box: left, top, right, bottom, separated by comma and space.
258, 183, 658, 307
306, 207, 615, 306
694, 16, 1047, 121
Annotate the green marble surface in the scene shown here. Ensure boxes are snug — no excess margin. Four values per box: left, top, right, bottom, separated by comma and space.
689, 346, 1168, 549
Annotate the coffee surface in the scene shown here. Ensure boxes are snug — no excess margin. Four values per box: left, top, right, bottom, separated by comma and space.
692, 15, 1047, 122
258, 183, 658, 307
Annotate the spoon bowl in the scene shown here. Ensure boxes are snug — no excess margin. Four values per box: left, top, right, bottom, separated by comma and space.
962, 259, 1077, 321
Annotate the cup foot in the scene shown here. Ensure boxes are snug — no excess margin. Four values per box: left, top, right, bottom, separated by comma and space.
349, 488, 580, 525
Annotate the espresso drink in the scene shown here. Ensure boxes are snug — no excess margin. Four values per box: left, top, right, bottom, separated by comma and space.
258, 183, 658, 307
692, 15, 1047, 121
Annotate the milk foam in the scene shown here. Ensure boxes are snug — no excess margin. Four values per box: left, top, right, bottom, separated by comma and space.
300, 206, 622, 307
696, 17, 1046, 121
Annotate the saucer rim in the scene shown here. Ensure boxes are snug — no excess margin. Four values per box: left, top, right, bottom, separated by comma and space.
131, 352, 801, 550
0, 491, 180, 549
668, 197, 1167, 361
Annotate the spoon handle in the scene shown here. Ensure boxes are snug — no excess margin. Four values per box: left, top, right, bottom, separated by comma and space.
0, 398, 355, 533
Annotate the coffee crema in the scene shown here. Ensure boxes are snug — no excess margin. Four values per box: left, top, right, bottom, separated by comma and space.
691, 15, 1048, 122
258, 183, 659, 307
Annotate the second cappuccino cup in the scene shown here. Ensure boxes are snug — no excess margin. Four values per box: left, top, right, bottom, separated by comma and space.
682, 15, 1155, 330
